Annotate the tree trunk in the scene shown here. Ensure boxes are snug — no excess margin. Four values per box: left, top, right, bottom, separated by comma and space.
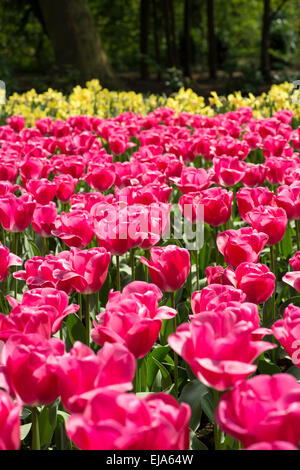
140, 0, 150, 79
169, 0, 177, 67
152, 0, 162, 80
206, 0, 217, 79
260, 0, 271, 82
38, 0, 116, 86
163, 0, 175, 67
183, 0, 192, 77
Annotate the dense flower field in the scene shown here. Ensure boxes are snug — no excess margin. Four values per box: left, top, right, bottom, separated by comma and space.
1, 82, 300, 451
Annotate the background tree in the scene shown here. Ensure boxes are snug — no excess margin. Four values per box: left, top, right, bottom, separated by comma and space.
37, 0, 116, 85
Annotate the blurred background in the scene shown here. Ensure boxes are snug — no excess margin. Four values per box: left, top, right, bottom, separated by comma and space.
0, 0, 299, 97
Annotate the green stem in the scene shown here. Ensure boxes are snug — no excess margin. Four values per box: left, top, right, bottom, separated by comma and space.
171, 292, 178, 400
214, 226, 219, 265
214, 390, 221, 450
13, 232, 18, 298
85, 295, 90, 346
43, 237, 49, 257
31, 407, 40, 451
130, 249, 135, 281
270, 245, 276, 323
296, 220, 300, 251
116, 255, 120, 291
195, 250, 199, 291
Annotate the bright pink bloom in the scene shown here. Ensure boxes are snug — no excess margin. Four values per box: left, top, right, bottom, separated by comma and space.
140, 245, 190, 292
0, 243, 22, 283
53, 174, 78, 202
276, 183, 300, 220
234, 262, 275, 304
86, 165, 116, 192
0, 390, 21, 450
7, 287, 79, 335
282, 271, 300, 292
53, 247, 111, 295
66, 390, 190, 450
1, 333, 65, 406
55, 342, 135, 413
179, 187, 233, 226
213, 156, 246, 187
6, 115, 25, 132
289, 252, 300, 271
215, 374, 300, 447
91, 281, 176, 358
52, 210, 94, 248
272, 304, 300, 366
241, 163, 266, 188
217, 227, 269, 268
168, 312, 274, 390
172, 166, 211, 194
32, 202, 57, 237
245, 441, 298, 450
94, 204, 148, 255
205, 266, 235, 286
246, 205, 288, 245
191, 284, 246, 314
26, 178, 57, 205
236, 187, 276, 222
0, 193, 36, 232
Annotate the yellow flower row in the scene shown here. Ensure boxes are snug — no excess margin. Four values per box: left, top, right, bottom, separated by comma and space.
1, 79, 300, 126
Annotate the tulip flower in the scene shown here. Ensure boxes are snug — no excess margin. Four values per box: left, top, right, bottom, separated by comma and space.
66, 390, 190, 450
234, 262, 276, 304
91, 281, 176, 358
215, 374, 300, 447
246, 205, 288, 246
216, 227, 269, 268
0, 242, 22, 283
52, 210, 95, 248
0, 193, 36, 233
55, 341, 136, 413
272, 304, 300, 366
0, 390, 21, 450
168, 312, 275, 391
32, 202, 57, 238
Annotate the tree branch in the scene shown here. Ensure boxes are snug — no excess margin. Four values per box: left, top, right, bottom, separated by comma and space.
270, 0, 289, 21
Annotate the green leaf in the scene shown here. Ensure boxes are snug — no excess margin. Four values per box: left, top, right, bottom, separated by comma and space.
190, 431, 208, 450
147, 345, 171, 389
258, 357, 281, 375
151, 356, 172, 389
38, 403, 57, 449
200, 387, 215, 423
66, 314, 86, 345
280, 223, 293, 258
179, 380, 207, 432
21, 423, 32, 440
287, 365, 300, 381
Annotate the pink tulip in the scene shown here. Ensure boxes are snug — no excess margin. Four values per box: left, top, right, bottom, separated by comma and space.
7, 287, 79, 335
66, 390, 190, 450
213, 156, 246, 187
205, 265, 235, 286
53, 247, 111, 294
272, 304, 300, 366
172, 166, 211, 194
168, 312, 274, 391
191, 284, 246, 314
276, 183, 300, 220
55, 342, 135, 413
0, 193, 36, 233
53, 174, 78, 203
236, 187, 276, 222
52, 210, 94, 248
26, 178, 57, 205
140, 245, 190, 292
289, 252, 300, 271
32, 202, 57, 238
91, 281, 176, 358
241, 163, 266, 188
179, 187, 233, 226
246, 205, 288, 245
0, 243, 22, 283
0, 390, 21, 450
86, 165, 116, 192
234, 262, 275, 304
216, 374, 300, 447
217, 227, 269, 268
1, 333, 65, 406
